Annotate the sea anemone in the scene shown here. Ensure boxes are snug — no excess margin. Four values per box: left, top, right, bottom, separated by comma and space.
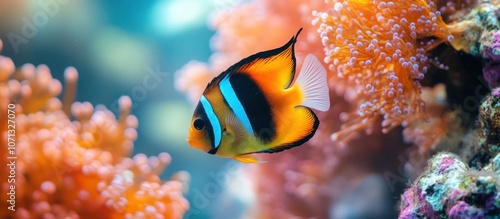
0, 39, 189, 219
401, 84, 450, 153
313, 0, 453, 142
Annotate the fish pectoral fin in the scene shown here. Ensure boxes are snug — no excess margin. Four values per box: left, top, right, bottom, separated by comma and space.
234, 154, 265, 164
225, 113, 246, 146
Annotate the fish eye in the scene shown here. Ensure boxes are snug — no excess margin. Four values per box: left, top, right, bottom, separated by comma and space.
193, 118, 205, 130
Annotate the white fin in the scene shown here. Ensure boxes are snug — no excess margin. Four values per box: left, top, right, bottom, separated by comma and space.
296, 54, 330, 112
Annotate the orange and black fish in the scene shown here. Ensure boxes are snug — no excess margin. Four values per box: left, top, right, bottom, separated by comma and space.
187, 28, 330, 163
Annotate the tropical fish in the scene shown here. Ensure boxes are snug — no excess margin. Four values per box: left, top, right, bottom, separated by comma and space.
187, 28, 330, 163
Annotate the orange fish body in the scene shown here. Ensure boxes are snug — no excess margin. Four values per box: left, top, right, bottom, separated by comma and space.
187, 29, 330, 163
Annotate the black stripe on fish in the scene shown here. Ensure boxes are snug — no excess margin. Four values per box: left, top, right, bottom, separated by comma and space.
194, 102, 218, 154
228, 72, 276, 143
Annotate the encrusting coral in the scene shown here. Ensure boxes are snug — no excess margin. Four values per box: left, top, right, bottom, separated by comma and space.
400, 87, 500, 218
446, 0, 500, 89
463, 87, 500, 168
0, 39, 189, 219
477, 88, 500, 157
400, 152, 500, 218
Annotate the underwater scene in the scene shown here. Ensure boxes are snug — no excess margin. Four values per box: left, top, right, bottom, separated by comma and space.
1, 0, 500, 218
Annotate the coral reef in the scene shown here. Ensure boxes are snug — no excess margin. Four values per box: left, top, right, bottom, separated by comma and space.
475, 87, 500, 158
175, 0, 500, 218
0, 40, 189, 219
313, 0, 452, 141
462, 87, 500, 168
176, 0, 408, 218
400, 87, 500, 218
446, 0, 500, 89
400, 153, 500, 218
482, 31, 500, 89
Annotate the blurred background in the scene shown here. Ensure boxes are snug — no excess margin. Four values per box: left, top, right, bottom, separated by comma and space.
0, 0, 245, 218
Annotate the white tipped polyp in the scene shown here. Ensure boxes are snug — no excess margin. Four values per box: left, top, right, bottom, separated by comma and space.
64, 66, 79, 82
447, 35, 454, 42
296, 54, 330, 112
334, 2, 343, 11
119, 96, 132, 109
158, 152, 171, 164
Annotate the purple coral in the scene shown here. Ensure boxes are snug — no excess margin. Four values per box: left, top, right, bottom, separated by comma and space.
439, 156, 456, 173
399, 152, 500, 218
482, 32, 500, 63
447, 0, 500, 89
482, 32, 500, 89
448, 201, 485, 219
477, 87, 500, 156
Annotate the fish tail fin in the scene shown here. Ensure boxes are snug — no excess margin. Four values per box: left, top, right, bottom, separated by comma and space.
296, 54, 330, 112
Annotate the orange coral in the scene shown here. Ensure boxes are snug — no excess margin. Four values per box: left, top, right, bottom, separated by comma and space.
0, 40, 189, 219
313, 0, 452, 142
401, 84, 462, 153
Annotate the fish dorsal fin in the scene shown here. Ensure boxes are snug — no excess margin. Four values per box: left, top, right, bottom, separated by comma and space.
227, 29, 303, 90
225, 112, 246, 146
296, 54, 330, 112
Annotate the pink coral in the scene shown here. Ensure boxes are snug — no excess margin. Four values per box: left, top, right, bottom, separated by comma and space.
0, 39, 189, 219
